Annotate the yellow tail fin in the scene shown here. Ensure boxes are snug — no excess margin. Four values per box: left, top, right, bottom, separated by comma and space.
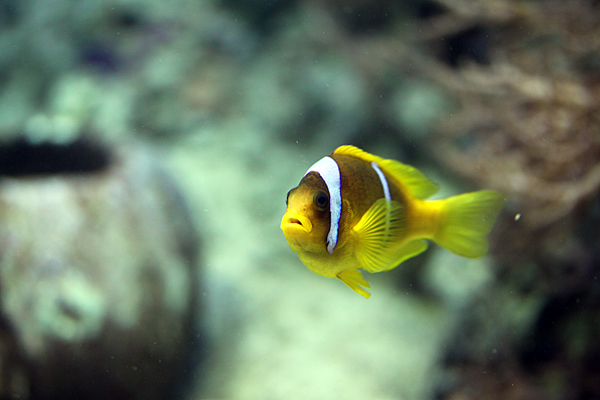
434, 190, 505, 258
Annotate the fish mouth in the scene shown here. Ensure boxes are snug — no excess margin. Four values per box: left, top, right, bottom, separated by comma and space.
281, 212, 313, 234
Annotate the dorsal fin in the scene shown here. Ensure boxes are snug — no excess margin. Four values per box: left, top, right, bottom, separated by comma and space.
333, 145, 385, 164
333, 145, 439, 199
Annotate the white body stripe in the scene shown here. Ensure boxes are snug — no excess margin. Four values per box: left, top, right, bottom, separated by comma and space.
372, 161, 393, 239
305, 156, 341, 255
371, 162, 391, 201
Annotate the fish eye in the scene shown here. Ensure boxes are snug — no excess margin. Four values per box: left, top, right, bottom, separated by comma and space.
313, 190, 329, 211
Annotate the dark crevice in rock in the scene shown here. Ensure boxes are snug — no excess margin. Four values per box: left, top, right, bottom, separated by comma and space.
0, 137, 111, 177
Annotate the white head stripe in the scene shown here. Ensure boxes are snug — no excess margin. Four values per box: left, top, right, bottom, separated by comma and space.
305, 156, 341, 255
371, 162, 391, 201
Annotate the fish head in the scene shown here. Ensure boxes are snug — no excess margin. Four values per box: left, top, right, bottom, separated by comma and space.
281, 172, 331, 254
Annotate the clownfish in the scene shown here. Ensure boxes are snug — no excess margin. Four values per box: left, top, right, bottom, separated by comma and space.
281, 145, 505, 298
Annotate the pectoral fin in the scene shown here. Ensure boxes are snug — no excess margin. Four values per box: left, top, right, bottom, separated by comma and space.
353, 198, 406, 273
337, 269, 371, 298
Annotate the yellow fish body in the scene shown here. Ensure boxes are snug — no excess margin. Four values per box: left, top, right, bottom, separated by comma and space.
281, 145, 505, 298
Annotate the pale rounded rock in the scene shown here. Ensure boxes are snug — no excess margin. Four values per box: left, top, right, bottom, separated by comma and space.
0, 137, 202, 400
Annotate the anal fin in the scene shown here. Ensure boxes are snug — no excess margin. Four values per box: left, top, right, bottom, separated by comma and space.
374, 239, 429, 272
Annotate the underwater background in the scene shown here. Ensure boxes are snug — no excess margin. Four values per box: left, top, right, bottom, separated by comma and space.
0, 0, 599, 399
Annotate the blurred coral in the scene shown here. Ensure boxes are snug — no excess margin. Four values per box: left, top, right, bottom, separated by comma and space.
427, 0, 600, 246
399, 1, 600, 399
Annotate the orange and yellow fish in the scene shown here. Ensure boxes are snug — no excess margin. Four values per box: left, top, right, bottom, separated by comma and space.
281, 145, 505, 298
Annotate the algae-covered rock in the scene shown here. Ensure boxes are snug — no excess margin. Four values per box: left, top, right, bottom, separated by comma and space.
0, 137, 201, 400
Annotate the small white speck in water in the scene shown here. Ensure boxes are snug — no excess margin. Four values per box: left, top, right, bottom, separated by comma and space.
514, 213, 521, 221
